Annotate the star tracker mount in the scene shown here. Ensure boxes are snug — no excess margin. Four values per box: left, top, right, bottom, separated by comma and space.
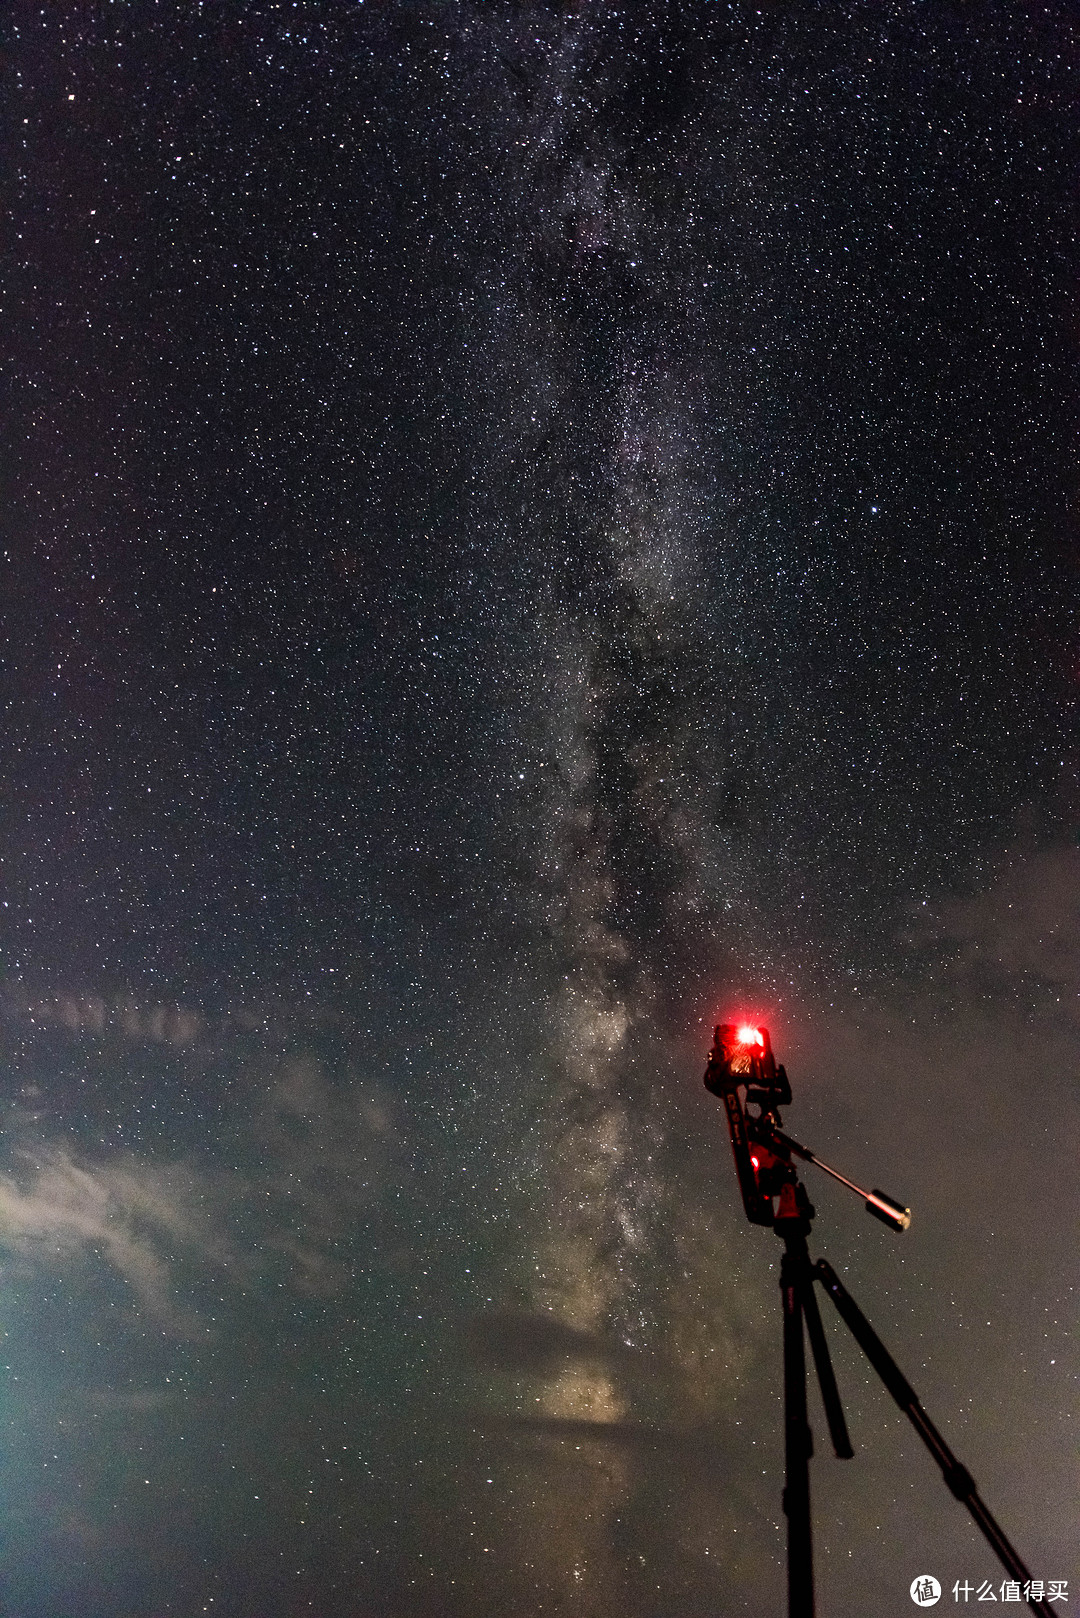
705, 1023, 1054, 1618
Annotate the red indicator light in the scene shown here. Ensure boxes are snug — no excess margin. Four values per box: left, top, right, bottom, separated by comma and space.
750, 1154, 759, 1169
737, 1025, 764, 1047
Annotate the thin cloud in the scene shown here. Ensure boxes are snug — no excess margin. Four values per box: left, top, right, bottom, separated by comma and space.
930, 846, 1080, 993
0, 1039, 406, 1336
0, 1148, 234, 1336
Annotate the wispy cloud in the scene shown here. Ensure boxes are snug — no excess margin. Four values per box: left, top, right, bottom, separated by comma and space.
924, 846, 1080, 1002
251, 1054, 402, 1296
0, 1040, 404, 1333
0, 1148, 234, 1336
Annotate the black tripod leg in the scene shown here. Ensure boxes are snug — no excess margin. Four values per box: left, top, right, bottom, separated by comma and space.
802, 1279, 854, 1459
781, 1245, 815, 1618
814, 1259, 1055, 1618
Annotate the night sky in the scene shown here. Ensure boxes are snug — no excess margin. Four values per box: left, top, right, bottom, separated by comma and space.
3, 4, 1079, 1615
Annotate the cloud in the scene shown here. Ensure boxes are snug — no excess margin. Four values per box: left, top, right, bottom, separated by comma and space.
0, 1147, 236, 1336
911, 845, 1080, 1022
0, 1037, 405, 1333
467, 1309, 640, 1378
931, 846, 1080, 985
251, 1054, 402, 1296
0, 987, 209, 1046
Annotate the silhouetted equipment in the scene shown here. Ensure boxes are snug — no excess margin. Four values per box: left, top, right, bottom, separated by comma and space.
704, 1023, 1053, 1618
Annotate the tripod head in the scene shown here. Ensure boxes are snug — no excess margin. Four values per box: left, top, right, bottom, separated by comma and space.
704, 1024, 910, 1233
704, 1024, 796, 1225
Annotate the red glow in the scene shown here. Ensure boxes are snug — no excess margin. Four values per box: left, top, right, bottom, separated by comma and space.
750, 1154, 759, 1169
736, 1024, 764, 1046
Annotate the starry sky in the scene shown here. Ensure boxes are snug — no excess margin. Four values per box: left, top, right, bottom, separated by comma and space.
3, 3, 1079, 1615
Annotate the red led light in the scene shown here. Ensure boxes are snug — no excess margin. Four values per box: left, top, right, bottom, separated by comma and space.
736, 1025, 764, 1047
750, 1154, 759, 1169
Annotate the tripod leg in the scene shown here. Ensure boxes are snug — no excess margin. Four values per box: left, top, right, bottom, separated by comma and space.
802, 1279, 854, 1460
814, 1259, 1055, 1618
781, 1246, 815, 1618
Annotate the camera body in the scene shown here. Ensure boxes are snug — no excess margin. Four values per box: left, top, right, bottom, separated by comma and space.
704, 1023, 795, 1226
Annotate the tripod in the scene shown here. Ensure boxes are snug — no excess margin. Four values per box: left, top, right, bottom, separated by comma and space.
775, 1176, 1054, 1618
703, 1024, 1055, 1618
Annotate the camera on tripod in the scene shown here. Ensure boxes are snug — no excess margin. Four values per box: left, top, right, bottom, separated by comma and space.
700, 1020, 1051, 1618
705, 1022, 909, 1232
